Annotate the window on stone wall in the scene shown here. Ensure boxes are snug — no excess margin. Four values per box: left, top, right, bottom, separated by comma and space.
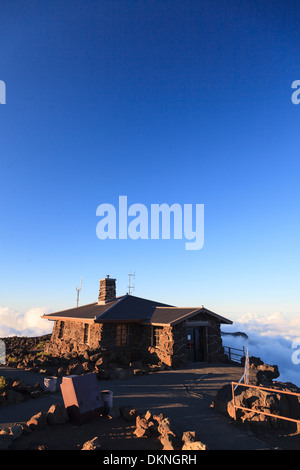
83, 323, 90, 344
153, 326, 162, 347
116, 324, 127, 346
58, 321, 64, 339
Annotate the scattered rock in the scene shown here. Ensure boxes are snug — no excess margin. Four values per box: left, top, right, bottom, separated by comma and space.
120, 407, 139, 422
81, 437, 101, 450
9, 424, 23, 440
1, 334, 165, 381
212, 361, 300, 432
35, 444, 48, 450
152, 413, 164, 425
67, 361, 84, 376
133, 410, 186, 450
47, 403, 69, 425
157, 417, 181, 450
89, 353, 102, 363
27, 411, 48, 431
134, 415, 155, 438
182, 431, 207, 450
254, 364, 280, 385
0, 423, 23, 440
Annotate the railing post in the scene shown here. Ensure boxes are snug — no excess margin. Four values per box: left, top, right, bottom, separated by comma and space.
244, 349, 249, 384
231, 382, 236, 421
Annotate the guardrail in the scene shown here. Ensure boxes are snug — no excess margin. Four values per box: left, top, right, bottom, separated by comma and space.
231, 381, 300, 426
223, 345, 246, 363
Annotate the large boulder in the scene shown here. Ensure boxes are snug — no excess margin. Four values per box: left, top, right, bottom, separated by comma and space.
156, 416, 181, 450
47, 403, 69, 425
27, 411, 48, 431
67, 361, 84, 376
253, 364, 280, 385
211, 361, 300, 432
120, 407, 139, 422
81, 437, 101, 450
134, 414, 156, 438
182, 431, 207, 450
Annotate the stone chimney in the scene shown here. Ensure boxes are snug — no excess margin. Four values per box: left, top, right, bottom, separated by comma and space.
98, 275, 116, 304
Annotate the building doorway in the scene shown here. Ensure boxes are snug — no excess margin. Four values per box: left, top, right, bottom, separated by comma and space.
186, 326, 208, 362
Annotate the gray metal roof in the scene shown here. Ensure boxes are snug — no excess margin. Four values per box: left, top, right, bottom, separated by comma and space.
42, 294, 172, 323
42, 295, 232, 325
42, 296, 125, 321
149, 306, 232, 326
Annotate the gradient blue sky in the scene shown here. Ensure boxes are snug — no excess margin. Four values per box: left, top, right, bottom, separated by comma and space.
0, 0, 300, 323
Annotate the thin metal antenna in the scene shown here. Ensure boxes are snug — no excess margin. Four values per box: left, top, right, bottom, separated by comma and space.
128, 271, 135, 295
76, 277, 82, 307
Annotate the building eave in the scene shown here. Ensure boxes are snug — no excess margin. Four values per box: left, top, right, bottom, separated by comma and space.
41, 315, 96, 324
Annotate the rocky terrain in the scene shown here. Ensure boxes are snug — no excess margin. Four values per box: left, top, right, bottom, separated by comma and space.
212, 355, 300, 433
1, 402, 207, 450
0, 376, 44, 406
2, 334, 300, 450
1, 334, 163, 380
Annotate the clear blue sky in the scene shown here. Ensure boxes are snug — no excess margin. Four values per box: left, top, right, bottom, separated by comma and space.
0, 0, 300, 322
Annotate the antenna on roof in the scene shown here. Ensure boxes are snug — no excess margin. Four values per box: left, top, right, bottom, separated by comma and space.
76, 277, 82, 307
128, 271, 135, 295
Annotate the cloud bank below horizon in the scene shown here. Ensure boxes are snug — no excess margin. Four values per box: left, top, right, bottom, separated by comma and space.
0, 306, 53, 338
222, 311, 300, 387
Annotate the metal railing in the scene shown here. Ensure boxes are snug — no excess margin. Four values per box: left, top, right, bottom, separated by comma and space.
231, 381, 300, 425
223, 345, 246, 363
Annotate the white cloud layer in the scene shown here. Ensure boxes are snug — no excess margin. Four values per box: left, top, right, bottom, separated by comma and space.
222, 312, 300, 387
0, 306, 53, 338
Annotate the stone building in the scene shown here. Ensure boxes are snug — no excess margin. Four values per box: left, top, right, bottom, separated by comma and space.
42, 276, 232, 367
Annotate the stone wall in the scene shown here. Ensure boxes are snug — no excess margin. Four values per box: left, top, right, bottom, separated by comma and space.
207, 322, 223, 362
46, 320, 151, 363
148, 326, 174, 367
98, 276, 116, 303
147, 312, 224, 366
46, 320, 103, 356
148, 324, 186, 367
46, 313, 225, 366
96, 323, 151, 364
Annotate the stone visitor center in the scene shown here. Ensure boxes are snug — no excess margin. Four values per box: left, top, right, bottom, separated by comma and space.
42, 276, 232, 367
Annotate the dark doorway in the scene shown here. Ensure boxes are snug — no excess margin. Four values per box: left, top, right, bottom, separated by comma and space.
186, 326, 207, 362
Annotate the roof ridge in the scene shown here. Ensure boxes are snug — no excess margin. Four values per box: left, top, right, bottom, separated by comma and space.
153, 306, 196, 309
94, 294, 127, 320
